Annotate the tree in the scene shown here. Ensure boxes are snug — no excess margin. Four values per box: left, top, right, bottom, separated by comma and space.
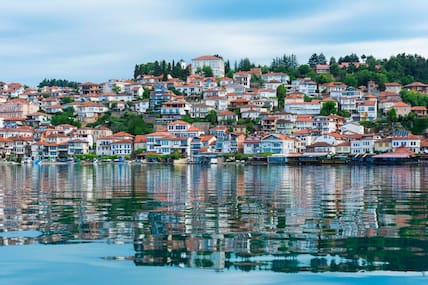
205, 110, 217, 125
344, 74, 358, 87
318, 53, 327, 65
276, 84, 287, 110
61, 97, 74, 104
238, 58, 255, 71
308, 53, 319, 68
320, 101, 337, 116
317, 74, 334, 84
202, 66, 214, 77
387, 108, 398, 122
112, 85, 122, 94
298, 65, 312, 77
51, 107, 81, 127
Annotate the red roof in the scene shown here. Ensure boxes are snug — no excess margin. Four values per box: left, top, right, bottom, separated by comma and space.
192, 55, 221, 61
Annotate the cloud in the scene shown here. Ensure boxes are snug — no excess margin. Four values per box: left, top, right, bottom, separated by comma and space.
1, 0, 428, 85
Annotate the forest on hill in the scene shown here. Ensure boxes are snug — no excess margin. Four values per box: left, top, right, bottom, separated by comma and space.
133, 53, 428, 89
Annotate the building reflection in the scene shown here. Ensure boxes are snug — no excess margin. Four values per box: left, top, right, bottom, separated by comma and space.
0, 164, 427, 272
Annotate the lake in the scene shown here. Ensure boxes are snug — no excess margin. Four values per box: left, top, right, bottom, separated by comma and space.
0, 163, 427, 284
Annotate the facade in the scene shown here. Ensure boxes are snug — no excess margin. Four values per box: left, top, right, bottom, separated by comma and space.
260, 134, 296, 154
191, 55, 225, 78
0, 99, 39, 118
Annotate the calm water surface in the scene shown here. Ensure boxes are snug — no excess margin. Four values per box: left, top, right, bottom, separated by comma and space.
0, 163, 427, 284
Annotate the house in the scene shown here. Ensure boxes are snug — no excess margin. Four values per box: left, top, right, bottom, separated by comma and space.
339, 87, 362, 113
221, 132, 245, 153
98, 92, 134, 103
0, 126, 34, 138
219, 77, 234, 86
134, 100, 150, 114
150, 85, 176, 113
285, 100, 322, 115
95, 132, 134, 157
341, 122, 364, 135
262, 116, 277, 133
191, 55, 225, 78
0, 99, 39, 118
357, 100, 377, 121
233, 71, 252, 88
411, 106, 427, 117
258, 88, 277, 99
378, 92, 402, 114
335, 141, 351, 155
391, 132, 421, 153
72, 102, 109, 123
313, 116, 337, 133
240, 107, 261, 120
217, 110, 237, 123
291, 129, 318, 152
322, 82, 347, 99
134, 135, 147, 151
161, 98, 190, 119
137, 74, 163, 85
392, 101, 411, 117
349, 134, 380, 154
384, 82, 402, 94
315, 64, 330, 74
260, 133, 296, 154
167, 120, 204, 138
295, 115, 314, 131
291, 78, 318, 96
374, 138, 392, 153
261, 72, 290, 84
67, 139, 90, 156
276, 119, 294, 135
313, 132, 344, 146
79, 82, 100, 95
203, 96, 229, 111
306, 142, 335, 154
25, 112, 51, 127
175, 84, 202, 95
403, 82, 428, 93
243, 135, 262, 154
31, 142, 68, 160
190, 103, 213, 119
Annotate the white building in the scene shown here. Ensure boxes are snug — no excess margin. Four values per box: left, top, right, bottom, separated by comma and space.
191, 55, 225, 78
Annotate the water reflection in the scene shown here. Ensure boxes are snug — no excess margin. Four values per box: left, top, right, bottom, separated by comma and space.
0, 163, 427, 272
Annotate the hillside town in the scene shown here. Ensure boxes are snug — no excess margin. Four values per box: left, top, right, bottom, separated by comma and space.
1, 54, 428, 164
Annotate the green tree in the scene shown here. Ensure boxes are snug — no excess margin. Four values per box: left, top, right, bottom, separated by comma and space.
50, 107, 81, 127
320, 101, 337, 116
308, 53, 319, 67
238, 58, 255, 71
112, 85, 122, 94
344, 74, 358, 87
202, 66, 214, 77
318, 53, 327, 65
298, 65, 312, 77
205, 110, 217, 125
276, 84, 287, 110
61, 97, 74, 104
387, 108, 398, 122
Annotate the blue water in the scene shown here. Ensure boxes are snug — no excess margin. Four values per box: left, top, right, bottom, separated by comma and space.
0, 163, 427, 284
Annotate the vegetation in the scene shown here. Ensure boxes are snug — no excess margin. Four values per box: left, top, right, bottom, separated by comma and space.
134, 59, 190, 81
88, 111, 153, 135
400, 90, 428, 107
320, 101, 337, 116
277, 84, 287, 110
51, 107, 81, 127
38, 78, 80, 89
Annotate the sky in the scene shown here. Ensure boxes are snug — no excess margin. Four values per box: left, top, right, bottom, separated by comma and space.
2, 0, 428, 86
